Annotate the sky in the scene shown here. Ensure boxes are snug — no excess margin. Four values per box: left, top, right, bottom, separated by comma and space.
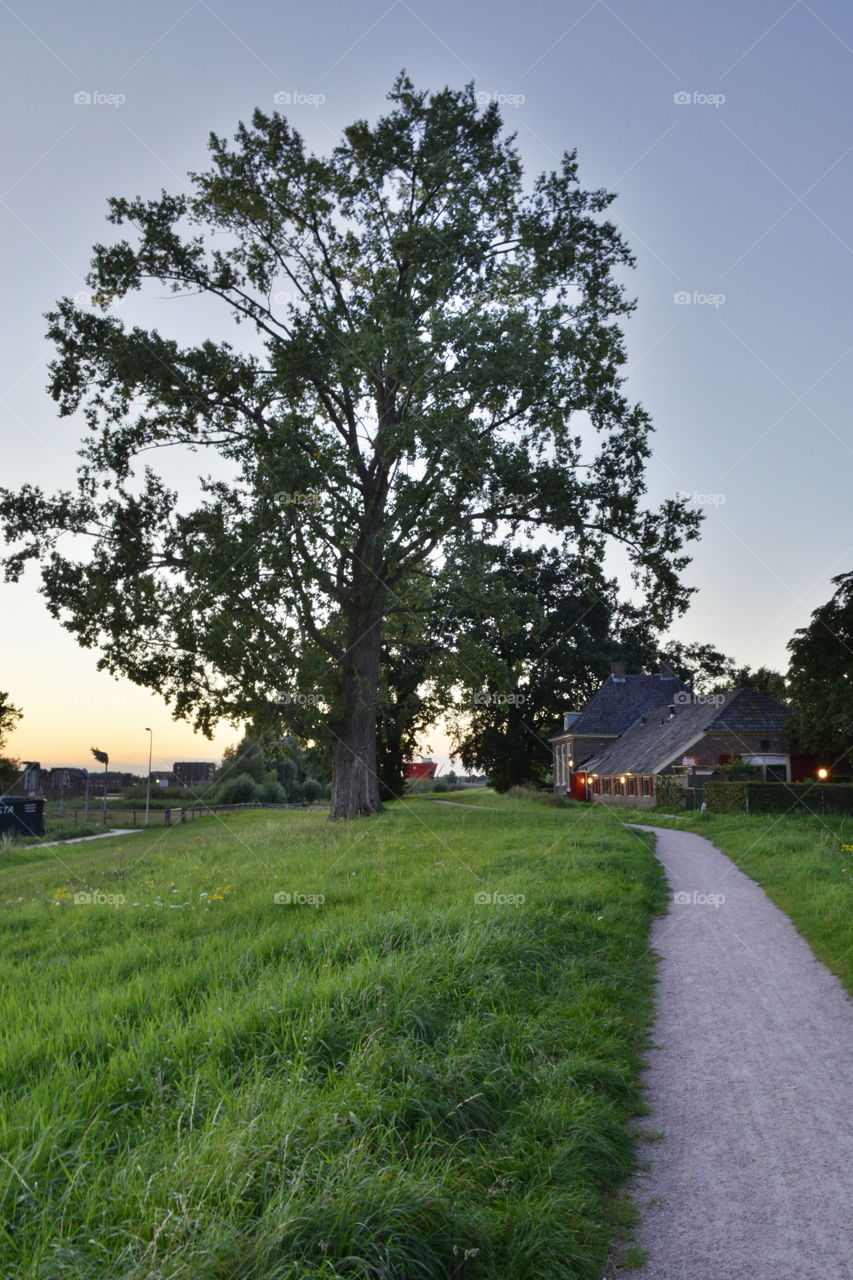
1, 0, 851, 772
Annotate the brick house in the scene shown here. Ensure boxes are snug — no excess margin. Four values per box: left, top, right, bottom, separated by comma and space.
551, 667, 792, 806
550, 662, 691, 796
173, 761, 216, 788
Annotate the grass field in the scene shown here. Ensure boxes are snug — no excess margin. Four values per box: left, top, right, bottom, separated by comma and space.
0, 796, 666, 1280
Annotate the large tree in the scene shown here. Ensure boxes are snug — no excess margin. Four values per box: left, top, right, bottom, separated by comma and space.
0, 75, 699, 818
786, 571, 853, 765
657, 639, 737, 693
443, 543, 664, 790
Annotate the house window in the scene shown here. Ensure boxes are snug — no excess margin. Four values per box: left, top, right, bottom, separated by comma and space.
626, 777, 636, 796
765, 763, 787, 782
760, 739, 770, 751
642, 776, 653, 796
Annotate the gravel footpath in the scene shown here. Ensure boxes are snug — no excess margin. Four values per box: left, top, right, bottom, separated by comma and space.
27, 828, 142, 848
625, 823, 853, 1280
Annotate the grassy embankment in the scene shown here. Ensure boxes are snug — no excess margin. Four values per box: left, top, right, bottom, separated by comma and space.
0, 795, 665, 1280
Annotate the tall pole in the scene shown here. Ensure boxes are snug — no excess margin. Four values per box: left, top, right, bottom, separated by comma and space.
90, 748, 109, 827
145, 727, 153, 827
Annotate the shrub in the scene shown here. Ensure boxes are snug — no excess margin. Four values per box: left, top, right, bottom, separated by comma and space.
214, 772, 263, 805
405, 777, 434, 795
655, 775, 687, 810
303, 779, 324, 803
259, 779, 287, 804
719, 755, 763, 780
705, 781, 747, 813
507, 785, 573, 808
704, 781, 853, 815
432, 779, 449, 793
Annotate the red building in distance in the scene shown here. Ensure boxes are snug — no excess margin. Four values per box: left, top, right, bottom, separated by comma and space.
404, 760, 437, 780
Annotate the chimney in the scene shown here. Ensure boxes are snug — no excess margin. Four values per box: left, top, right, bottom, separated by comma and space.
611, 661, 626, 680
659, 661, 677, 679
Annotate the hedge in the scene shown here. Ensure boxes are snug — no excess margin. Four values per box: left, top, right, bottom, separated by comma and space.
704, 781, 746, 813
655, 776, 688, 809
705, 781, 853, 816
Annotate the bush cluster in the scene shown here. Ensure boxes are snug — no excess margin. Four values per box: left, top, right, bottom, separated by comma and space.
705, 781, 853, 815
210, 737, 328, 807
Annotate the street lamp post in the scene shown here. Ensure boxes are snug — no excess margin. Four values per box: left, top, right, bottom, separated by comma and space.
145, 728, 153, 827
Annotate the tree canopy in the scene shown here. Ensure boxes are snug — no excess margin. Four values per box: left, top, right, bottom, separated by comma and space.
441, 544, 662, 790
787, 571, 853, 766
0, 74, 700, 817
0, 692, 23, 793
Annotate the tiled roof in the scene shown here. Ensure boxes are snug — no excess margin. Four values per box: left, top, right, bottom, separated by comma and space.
709, 688, 790, 733
557, 674, 692, 737
581, 688, 791, 776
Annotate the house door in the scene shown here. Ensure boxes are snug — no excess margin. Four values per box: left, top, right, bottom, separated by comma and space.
569, 772, 589, 801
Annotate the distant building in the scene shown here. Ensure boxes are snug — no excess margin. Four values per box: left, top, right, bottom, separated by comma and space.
150, 771, 176, 788
47, 767, 90, 798
404, 760, 437, 780
173, 761, 216, 788
18, 762, 43, 797
13, 764, 141, 799
551, 663, 793, 806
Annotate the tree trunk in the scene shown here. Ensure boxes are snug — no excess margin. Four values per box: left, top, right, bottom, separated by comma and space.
329, 604, 383, 819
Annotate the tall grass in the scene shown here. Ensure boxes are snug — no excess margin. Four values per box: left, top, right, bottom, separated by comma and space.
0, 798, 664, 1279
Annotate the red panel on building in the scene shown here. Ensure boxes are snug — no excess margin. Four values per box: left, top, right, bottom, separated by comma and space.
404, 760, 437, 779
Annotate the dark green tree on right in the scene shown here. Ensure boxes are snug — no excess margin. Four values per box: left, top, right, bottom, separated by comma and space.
786, 571, 853, 766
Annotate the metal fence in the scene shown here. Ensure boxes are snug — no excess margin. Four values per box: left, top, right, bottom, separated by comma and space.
41, 801, 318, 829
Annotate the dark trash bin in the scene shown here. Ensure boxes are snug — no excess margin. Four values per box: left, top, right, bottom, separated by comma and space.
0, 796, 45, 837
